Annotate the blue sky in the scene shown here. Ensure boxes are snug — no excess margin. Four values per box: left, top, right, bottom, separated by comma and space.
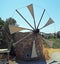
0, 0, 60, 33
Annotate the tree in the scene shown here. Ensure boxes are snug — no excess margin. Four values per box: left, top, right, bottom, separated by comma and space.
0, 17, 5, 28
5, 17, 17, 57
5, 17, 17, 25
57, 31, 60, 38
0, 18, 5, 40
4, 17, 17, 34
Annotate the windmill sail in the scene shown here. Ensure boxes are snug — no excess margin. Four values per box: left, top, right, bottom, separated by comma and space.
9, 25, 28, 34
40, 18, 54, 29
27, 4, 34, 19
31, 40, 38, 58
27, 4, 36, 29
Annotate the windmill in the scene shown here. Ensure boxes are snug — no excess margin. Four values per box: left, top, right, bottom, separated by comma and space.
9, 4, 54, 60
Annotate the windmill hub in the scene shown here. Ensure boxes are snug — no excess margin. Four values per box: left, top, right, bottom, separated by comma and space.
33, 29, 39, 34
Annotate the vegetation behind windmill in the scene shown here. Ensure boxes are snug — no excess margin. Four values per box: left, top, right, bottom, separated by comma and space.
0, 17, 60, 49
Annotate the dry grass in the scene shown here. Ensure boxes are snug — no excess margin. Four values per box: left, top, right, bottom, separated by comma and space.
43, 47, 60, 60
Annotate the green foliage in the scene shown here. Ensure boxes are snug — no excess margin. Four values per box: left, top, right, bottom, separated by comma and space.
0, 18, 4, 40
0, 32, 3, 40
57, 31, 60, 38
4, 17, 17, 34
53, 38, 60, 48
0, 17, 5, 28
48, 37, 57, 42
0, 17, 18, 40
5, 17, 17, 25
43, 39, 50, 48
47, 37, 60, 48
0, 32, 2, 37
43, 37, 60, 48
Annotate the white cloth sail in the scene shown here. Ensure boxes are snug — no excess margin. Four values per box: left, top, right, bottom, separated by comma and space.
9, 25, 27, 34
40, 18, 54, 29
27, 4, 34, 19
31, 40, 38, 58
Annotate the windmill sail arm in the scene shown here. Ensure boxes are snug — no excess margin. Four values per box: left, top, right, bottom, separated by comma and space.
9, 25, 32, 34
40, 18, 54, 30
37, 9, 45, 29
16, 9, 34, 30
13, 32, 32, 46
